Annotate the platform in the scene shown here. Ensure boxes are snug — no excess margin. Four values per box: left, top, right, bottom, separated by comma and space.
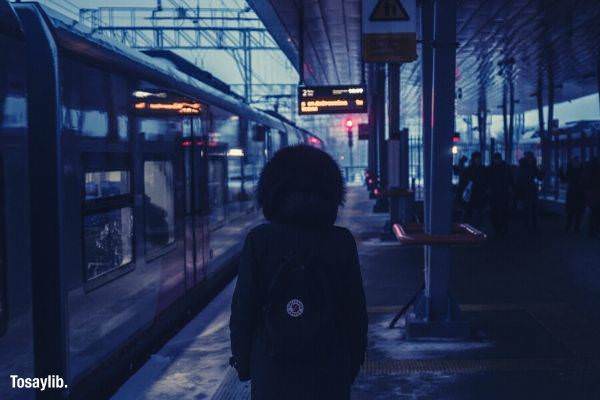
112, 186, 600, 399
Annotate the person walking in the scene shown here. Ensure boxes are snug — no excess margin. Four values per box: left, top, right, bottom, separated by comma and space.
229, 145, 368, 400
561, 157, 586, 232
487, 152, 513, 236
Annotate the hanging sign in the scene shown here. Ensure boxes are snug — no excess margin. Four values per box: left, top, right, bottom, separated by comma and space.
363, 0, 418, 63
298, 85, 368, 115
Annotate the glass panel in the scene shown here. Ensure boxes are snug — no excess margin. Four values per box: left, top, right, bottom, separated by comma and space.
61, 58, 111, 137
85, 171, 130, 200
139, 117, 182, 141
2, 96, 27, 129
144, 161, 175, 254
210, 108, 239, 145
208, 157, 226, 226
245, 121, 266, 198
84, 207, 133, 281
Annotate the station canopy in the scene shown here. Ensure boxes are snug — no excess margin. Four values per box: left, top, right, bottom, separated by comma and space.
249, 0, 600, 117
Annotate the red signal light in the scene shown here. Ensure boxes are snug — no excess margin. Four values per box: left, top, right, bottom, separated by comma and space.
345, 119, 354, 129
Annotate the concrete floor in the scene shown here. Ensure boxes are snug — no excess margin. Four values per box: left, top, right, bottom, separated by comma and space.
113, 186, 600, 399
340, 187, 600, 400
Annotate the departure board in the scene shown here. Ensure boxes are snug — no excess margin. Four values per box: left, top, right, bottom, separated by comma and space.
298, 85, 368, 115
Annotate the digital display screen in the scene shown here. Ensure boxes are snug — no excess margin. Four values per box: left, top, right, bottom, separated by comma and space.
298, 85, 368, 115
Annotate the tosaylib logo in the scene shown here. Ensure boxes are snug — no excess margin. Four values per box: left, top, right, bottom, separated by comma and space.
10, 375, 68, 391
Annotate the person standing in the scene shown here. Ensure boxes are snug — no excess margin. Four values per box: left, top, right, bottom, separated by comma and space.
561, 157, 586, 232
585, 157, 600, 237
487, 152, 513, 236
458, 152, 487, 228
229, 145, 368, 400
515, 152, 543, 231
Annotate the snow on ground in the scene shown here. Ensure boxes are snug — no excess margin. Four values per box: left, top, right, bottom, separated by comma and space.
368, 317, 495, 361
112, 281, 236, 400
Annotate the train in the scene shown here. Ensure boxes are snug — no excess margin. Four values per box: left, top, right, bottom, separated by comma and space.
0, 1, 323, 399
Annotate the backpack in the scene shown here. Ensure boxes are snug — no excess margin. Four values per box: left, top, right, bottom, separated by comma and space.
261, 234, 338, 363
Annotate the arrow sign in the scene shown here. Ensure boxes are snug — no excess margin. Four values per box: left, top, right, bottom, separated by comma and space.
370, 0, 410, 22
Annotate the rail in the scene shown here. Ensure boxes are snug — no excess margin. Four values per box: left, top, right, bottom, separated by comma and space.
392, 223, 487, 246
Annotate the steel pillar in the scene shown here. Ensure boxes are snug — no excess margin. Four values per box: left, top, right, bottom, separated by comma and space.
374, 63, 389, 212
388, 64, 411, 224
502, 81, 508, 160
389, 64, 401, 150
407, 0, 468, 338
367, 65, 378, 177
421, 0, 434, 229
537, 75, 549, 196
547, 67, 556, 197
597, 56, 600, 117
508, 78, 515, 164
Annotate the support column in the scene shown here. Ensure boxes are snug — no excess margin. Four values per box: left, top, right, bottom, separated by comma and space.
388, 63, 411, 224
536, 73, 548, 186
421, 0, 434, 229
508, 77, 515, 164
502, 81, 508, 160
407, 0, 469, 338
477, 97, 487, 161
537, 75, 548, 195
547, 66, 556, 197
389, 64, 401, 148
374, 63, 389, 212
367, 65, 377, 178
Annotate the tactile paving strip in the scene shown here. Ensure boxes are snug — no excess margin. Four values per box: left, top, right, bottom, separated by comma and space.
361, 357, 583, 375
210, 367, 250, 400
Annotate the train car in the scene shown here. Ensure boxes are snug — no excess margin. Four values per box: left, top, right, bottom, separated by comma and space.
0, 2, 322, 399
0, 3, 34, 400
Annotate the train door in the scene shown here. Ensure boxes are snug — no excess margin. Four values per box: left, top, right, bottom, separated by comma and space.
181, 131, 198, 290
184, 115, 210, 287
193, 126, 209, 285
207, 144, 228, 229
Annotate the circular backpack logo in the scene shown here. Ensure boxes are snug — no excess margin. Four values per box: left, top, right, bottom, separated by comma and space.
286, 299, 304, 318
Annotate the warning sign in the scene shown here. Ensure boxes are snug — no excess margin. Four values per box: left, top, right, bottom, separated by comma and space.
370, 0, 409, 22
363, 0, 417, 63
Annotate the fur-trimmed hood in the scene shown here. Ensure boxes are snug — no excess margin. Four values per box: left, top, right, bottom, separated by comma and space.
257, 145, 346, 227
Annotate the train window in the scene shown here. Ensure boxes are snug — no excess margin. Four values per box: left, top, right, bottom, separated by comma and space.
2, 96, 27, 129
144, 160, 175, 255
208, 155, 227, 227
245, 121, 267, 196
139, 117, 182, 141
83, 207, 134, 282
61, 59, 109, 137
85, 171, 130, 200
211, 108, 239, 145
82, 153, 134, 284
210, 108, 243, 206
61, 58, 129, 140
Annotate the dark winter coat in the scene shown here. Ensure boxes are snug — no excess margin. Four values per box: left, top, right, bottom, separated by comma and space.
562, 165, 586, 210
487, 162, 513, 205
229, 145, 368, 400
458, 164, 487, 208
515, 160, 542, 202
